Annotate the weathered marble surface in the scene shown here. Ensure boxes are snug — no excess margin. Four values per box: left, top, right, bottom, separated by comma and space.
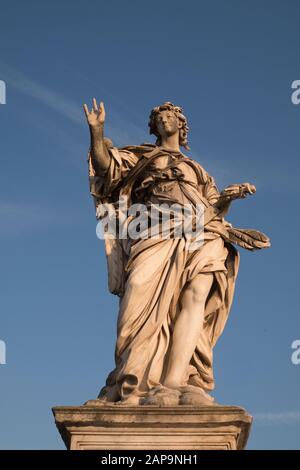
53, 403, 252, 450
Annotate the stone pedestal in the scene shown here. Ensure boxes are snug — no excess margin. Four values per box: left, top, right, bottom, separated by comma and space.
52, 403, 252, 450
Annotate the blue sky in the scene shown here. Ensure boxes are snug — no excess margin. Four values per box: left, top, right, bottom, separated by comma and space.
0, 0, 299, 449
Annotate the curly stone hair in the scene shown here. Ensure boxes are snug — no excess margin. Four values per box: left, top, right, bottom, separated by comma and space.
148, 101, 190, 150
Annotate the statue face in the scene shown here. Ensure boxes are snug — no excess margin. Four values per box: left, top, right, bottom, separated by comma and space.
156, 110, 180, 139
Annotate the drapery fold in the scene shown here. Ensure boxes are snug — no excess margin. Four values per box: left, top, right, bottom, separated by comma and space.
88, 144, 243, 400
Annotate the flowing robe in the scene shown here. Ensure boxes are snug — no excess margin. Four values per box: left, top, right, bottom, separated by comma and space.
88, 143, 240, 402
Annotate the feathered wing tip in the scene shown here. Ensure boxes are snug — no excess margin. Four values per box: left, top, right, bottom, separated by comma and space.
227, 227, 271, 251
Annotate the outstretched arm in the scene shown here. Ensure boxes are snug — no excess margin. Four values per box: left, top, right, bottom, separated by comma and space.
215, 183, 256, 217
83, 99, 110, 174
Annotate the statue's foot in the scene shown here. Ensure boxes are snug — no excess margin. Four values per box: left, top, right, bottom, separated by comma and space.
85, 393, 141, 406
83, 397, 109, 406
179, 385, 216, 406
140, 385, 180, 406
117, 394, 141, 406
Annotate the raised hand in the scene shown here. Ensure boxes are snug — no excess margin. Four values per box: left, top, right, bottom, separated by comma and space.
83, 99, 106, 129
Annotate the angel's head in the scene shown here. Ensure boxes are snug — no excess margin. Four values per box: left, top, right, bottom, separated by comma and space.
148, 102, 190, 150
